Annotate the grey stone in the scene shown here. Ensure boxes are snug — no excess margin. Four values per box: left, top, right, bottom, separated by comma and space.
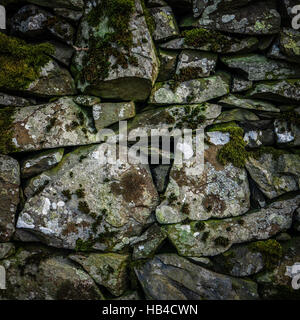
0, 243, 15, 260
0, 93, 31, 108
216, 109, 259, 123
0, 155, 20, 242
274, 118, 300, 146
279, 28, 300, 64
48, 41, 75, 66
21, 148, 64, 179
157, 50, 178, 81
165, 195, 300, 257
231, 76, 253, 93
135, 254, 258, 300
73, 95, 101, 107
149, 6, 179, 42
175, 50, 217, 80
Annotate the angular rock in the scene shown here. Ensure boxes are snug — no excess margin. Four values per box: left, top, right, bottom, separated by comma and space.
243, 126, 275, 148
279, 28, 300, 63
17, 144, 159, 251
211, 243, 265, 277
156, 142, 250, 224
135, 254, 258, 300
131, 224, 167, 260
160, 35, 259, 54
221, 54, 300, 81
27, 0, 84, 10
0, 97, 101, 154
267, 38, 300, 65
274, 117, 300, 146
175, 50, 217, 80
216, 109, 259, 123
21, 148, 64, 179
192, 1, 281, 35
149, 75, 230, 105
0, 243, 15, 260
165, 195, 300, 257
0, 246, 104, 300
0, 93, 31, 108
0, 155, 20, 242
149, 6, 179, 42
231, 76, 253, 93
73, 95, 101, 107
72, 0, 159, 101
11, 5, 75, 45
219, 94, 280, 112
246, 151, 300, 199
247, 79, 300, 103
69, 253, 129, 296
157, 50, 178, 81
93, 102, 136, 131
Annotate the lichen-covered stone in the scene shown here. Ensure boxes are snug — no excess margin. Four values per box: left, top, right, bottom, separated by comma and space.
156, 142, 250, 224
131, 224, 167, 260
247, 79, 300, 102
149, 75, 230, 105
175, 50, 217, 80
219, 94, 280, 112
93, 102, 136, 130
216, 109, 259, 123
279, 28, 300, 64
0, 155, 20, 242
192, 1, 281, 35
69, 253, 129, 296
149, 6, 179, 42
165, 195, 300, 257
231, 76, 253, 93
274, 113, 300, 146
72, 0, 159, 101
246, 152, 300, 199
17, 144, 159, 251
1, 97, 101, 154
73, 95, 101, 107
21, 148, 64, 179
0, 93, 31, 108
0, 245, 104, 300
135, 254, 258, 299
221, 54, 300, 81
243, 122, 275, 148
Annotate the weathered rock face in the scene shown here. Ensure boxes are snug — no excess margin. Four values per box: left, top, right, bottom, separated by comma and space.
135, 254, 258, 300
191, 1, 281, 35
0, 245, 104, 300
279, 28, 300, 64
0, 93, 31, 108
149, 75, 230, 105
156, 143, 250, 224
72, 0, 159, 101
165, 195, 300, 257
0, 155, 20, 242
149, 6, 179, 42
0, 98, 101, 154
17, 144, 159, 251
246, 152, 300, 199
69, 253, 129, 296
221, 54, 300, 81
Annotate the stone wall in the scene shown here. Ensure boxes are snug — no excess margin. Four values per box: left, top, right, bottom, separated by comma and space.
0, 0, 300, 300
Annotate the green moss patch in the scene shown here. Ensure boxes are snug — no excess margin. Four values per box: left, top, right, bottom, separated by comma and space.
0, 107, 18, 154
0, 33, 54, 90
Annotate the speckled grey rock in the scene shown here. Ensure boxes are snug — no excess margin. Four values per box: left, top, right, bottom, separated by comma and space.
11, 5, 75, 45
149, 75, 230, 105
165, 195, 300, 257
0, 155, 20, 242
246, 152, 300, 199
156, 142, 250, 224
2, 97, 101, 153
21, 148, 64, 179
219, 94, 280, 112
73, 95, 101, 107
135, 254, 258, 299
216, 109, 259, 123
93, 102, 136, 131
191, 1, 281, 35
247, 79, 300, 102
0, 246, 104, 300
72, 0, 159, 101
17, 144, 159, 251
131, 224, 167, 260
221, 54, 300, 81
279, 28, 300, 63
160, 36, 259, 54
69, 253, 129, 296
211, 243, 264, 277
231, 76, 253, 93
175, 50, 217, 80
157, 50, 178, 81
149, 6, 179, 42
0, 93, 32, 108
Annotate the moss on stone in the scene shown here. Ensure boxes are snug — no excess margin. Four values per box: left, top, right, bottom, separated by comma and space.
78, 201, 90, 214
214, 236, 230, 247
141, 0, 156, 35
75, 238, 94, 252
249, 239, 282, 271
182, 28, 235, 52
75, 188, 85, 198
62, 190, 72, 200
0, 33, 54, 90
0, 107, 19, 154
